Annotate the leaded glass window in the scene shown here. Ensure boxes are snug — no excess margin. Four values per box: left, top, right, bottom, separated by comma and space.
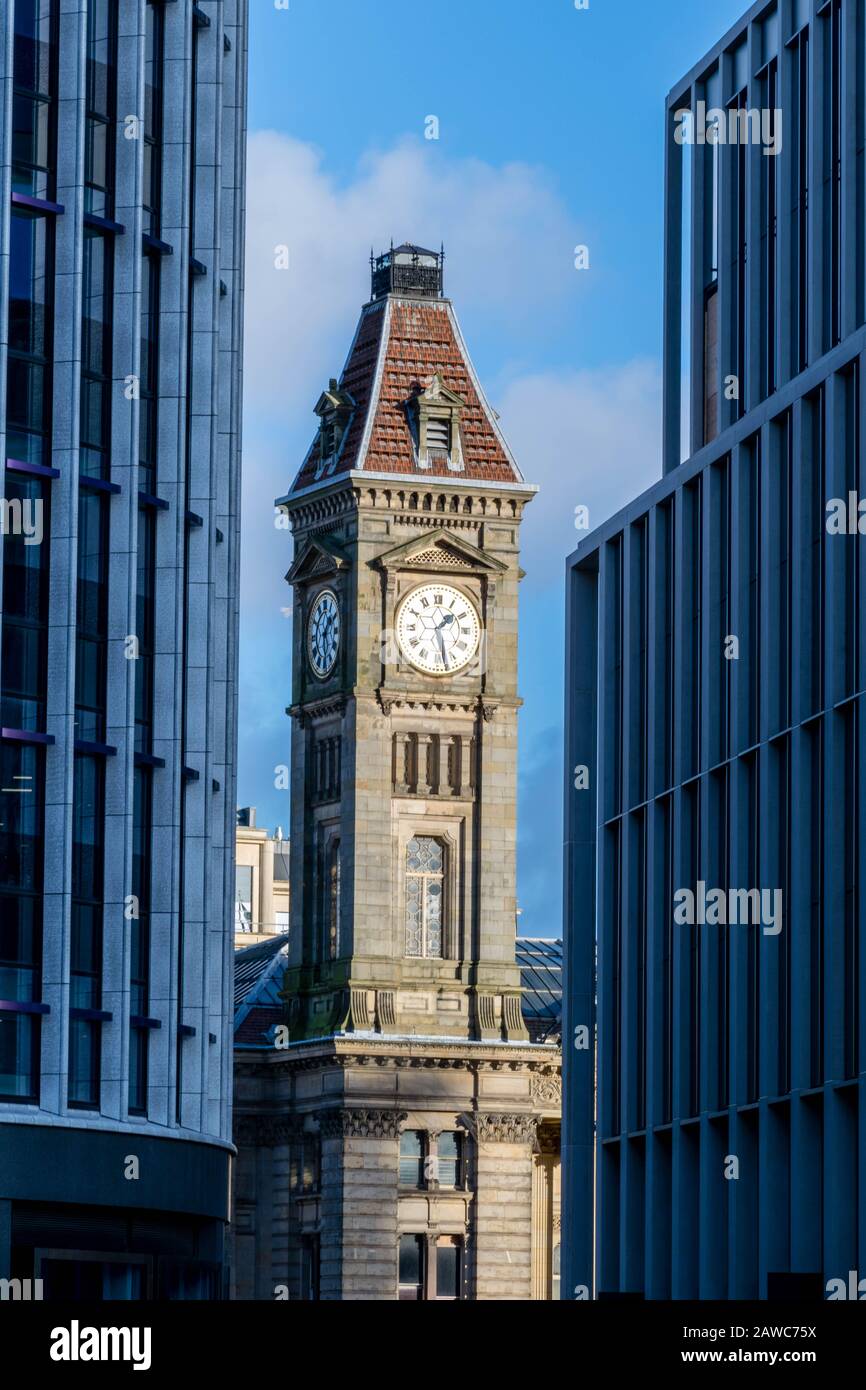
405, 836, 445, 958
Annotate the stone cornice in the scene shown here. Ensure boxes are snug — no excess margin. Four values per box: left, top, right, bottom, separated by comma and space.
287, 694, 347, 725
241, 1036, 560, 1079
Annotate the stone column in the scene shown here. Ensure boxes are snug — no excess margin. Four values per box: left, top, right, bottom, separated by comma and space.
318, 1108, 407, 1301
470, 1114, 537, 1300
416, 735, 433, 795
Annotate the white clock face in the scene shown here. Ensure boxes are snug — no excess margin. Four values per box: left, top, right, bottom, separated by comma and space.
396, 583, 481, 675
307, 590, 340, 678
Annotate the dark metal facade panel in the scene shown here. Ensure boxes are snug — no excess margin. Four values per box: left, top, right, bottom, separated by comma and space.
564, 0, 866, 1300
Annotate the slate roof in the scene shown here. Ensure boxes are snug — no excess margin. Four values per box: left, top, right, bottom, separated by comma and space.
287, 293, 525, 495
515, 937, 563, 1044
233, 933, 288, 1046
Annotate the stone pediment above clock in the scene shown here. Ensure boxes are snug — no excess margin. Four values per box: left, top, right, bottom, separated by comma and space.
373, 527, 507, 576
286, 535, 351, 586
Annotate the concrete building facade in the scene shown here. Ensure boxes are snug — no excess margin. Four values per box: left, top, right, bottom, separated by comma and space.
564, 0, 866, 1300
0, 0, 247, 1298
233, 245, 561, 1301
235, 808, 289, 946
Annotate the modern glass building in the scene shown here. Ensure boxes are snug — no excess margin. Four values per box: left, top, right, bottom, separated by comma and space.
0, 0, 247, 1299
564, 0, 866, 1299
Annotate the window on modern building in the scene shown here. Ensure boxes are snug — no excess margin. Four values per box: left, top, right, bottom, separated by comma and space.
75, 490, 109, 743
820, 0, 842, 353
275, 911, 289, 932
436, 1131, 462, 1188
727, 88, 748, 420
702, 69, 721, 442
0, 742, 45, 1102
0, 475, 49, 733
38, 1253, 150, 1301
80, 230, 113, 480
744, 751, 760, 1104
759, 56, 779, 398
84, 0, 116, 217
129, 765, 152, 1115
11, 0, 57, 199
69, 754, 104, 1109
789, 25, 810, 374
703, 285, 719, 445
398, 1234, 425, 1300
143, 1, 163, 235
405, 836, 445, 958
134, 507, 156, 755
399, 1130, 425, 1187
435, 1237, 463, 1300
235, 864, 253, 931
138, 255, 160, 493
7, 209, 54, 467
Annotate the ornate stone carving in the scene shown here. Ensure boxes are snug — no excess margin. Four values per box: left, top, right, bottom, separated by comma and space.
473, 1112, 538, 1144
530, 1073, 563, 1106
535, 1124, 561, 1156
316, 1108, 408, 1140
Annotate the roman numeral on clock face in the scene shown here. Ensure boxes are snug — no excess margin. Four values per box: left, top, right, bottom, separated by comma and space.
396, 583, 481, 675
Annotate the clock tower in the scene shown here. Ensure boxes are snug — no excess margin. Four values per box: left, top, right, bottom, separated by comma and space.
236, 245, 561, 1301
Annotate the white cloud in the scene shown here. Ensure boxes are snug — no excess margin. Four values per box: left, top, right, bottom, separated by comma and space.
242, 131, 580, 421
496, 359, 663, 588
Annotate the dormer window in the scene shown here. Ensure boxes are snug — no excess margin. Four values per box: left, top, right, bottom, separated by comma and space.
313, 378, 355, 479
407, 373, 465, 473
426, 416, 450, 461
320, 419, 337, 460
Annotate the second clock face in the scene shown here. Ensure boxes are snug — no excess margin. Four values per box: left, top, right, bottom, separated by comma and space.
308, 589, 340, 678
396, 583, 482, 675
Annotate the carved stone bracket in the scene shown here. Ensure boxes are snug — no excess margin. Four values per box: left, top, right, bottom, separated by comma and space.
469, 1112, 538, 1145
316, 1108, 408, 1140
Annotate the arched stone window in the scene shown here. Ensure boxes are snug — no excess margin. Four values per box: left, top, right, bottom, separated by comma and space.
405, 835, 445, 958
327, 837, 341, 959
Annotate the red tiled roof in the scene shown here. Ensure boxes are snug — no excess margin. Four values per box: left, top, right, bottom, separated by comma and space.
289, 295, 524, 493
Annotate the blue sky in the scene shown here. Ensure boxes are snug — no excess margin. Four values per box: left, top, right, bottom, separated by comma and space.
238, 0, 749, 936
